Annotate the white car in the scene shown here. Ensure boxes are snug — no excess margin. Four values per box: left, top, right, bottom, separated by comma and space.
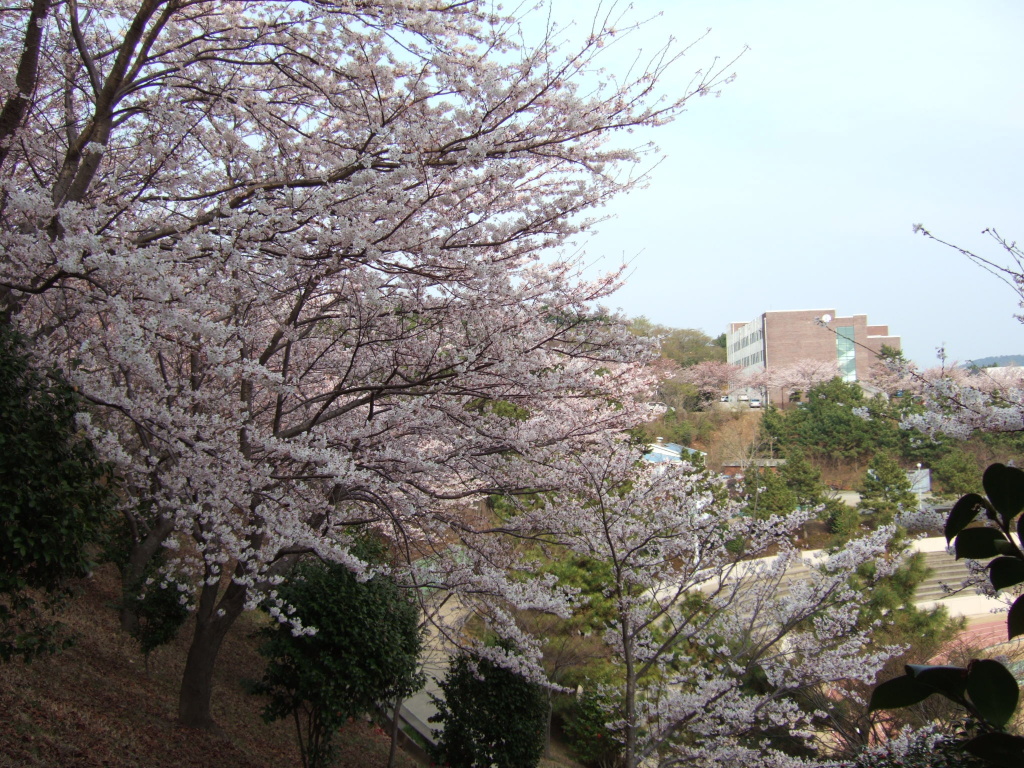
749, 398, 762, 408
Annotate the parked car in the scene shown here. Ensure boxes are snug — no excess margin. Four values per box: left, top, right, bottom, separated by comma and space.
749, 398, 761, 408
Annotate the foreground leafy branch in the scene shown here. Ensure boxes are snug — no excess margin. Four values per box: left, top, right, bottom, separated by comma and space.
869, 463, 1024, 767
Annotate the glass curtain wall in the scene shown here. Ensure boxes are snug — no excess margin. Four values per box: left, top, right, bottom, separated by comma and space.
836, 326, 856, 381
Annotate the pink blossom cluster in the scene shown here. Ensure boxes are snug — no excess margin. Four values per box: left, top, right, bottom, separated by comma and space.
0, 0, 741, 725
511, 437, 903, 767
868, 226, 1024, 437
674, 358, 841, 401
866, 357, 1024, 438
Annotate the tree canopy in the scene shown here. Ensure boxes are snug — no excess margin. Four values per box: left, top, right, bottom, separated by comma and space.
514, 438, 904, 768
629, 319, 727, 368
0, 1, 737, 726
761, 379, 902, 464
857, 452, 918, 525
430, 646, 548, 768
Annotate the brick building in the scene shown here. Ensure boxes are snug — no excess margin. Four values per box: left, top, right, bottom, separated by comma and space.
726, 309, 900, 403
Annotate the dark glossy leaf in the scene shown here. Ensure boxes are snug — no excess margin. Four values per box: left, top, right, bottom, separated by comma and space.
906, 664, 968, 701
984, 463, 1024, 527
964, 732, 1024, 768
989, 557, 1024, 591
868, 675, 933, 711
955, 527, 1006, 560
1009, 594, 1024, 640
966, 659, 1019, 729
995, 538, 1020, 556
946, 493, 993, 542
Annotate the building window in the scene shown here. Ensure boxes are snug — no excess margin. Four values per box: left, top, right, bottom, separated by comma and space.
837, 326, 856, 381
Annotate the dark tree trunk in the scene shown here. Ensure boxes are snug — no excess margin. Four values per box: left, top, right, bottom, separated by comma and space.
177, 575, 248, 729
0, 0, 49, 173
387, 697, 402, 768
118, 575, 140, 636
118, 514, 174, 634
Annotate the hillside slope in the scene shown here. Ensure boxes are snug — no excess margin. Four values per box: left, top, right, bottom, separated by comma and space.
0, 565, 417, 768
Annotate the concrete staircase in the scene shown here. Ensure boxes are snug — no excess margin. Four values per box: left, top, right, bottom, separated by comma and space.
707, 546, 974, 605
767, 550, 969, 605
914, 550, 977, 603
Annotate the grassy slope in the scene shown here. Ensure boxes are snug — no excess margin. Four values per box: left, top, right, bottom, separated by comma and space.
0, 564, 420, 768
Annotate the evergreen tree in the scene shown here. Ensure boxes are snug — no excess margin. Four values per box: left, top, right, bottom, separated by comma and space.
0, 324, 116, 662
743, 467, 798, 519
759, 404, 789, 447
431, 647, 548, 768
763, 380, 901, 465
931, 448, 983, 497
857, 453, 918, 526
823, 497, 861, 543
779, 449, 824, 508
253, 554, 424, 768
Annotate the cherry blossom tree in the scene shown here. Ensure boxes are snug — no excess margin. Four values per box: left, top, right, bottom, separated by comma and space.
865, 354, 915, 396
971, 365, 1024, 393
780, 358, 842, 399
879, 227, 1024, 438
675, 359, 744, 401
748, 359, 841, 405
871, 352, 1024, 438
742, 364, 789, 405
518, 437, 902, 768
0, 1, 740, 727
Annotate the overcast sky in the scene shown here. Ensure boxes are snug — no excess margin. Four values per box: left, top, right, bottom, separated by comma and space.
545, 0, 1024, 365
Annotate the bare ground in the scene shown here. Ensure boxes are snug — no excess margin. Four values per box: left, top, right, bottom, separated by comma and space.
0, 564, 421, 768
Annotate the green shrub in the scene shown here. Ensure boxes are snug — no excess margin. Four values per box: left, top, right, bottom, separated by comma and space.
743, 467, 797, 519
561, 684, 623, 768
128, 573, 192, 663
253, 558, 423, 768
430, 647, 548, 768
0, 323, 116, 662
823, 497, 860, 542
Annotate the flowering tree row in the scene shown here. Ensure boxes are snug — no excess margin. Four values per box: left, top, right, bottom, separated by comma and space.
867, 358, 1024, 439
2, 4, 912, 763
854, 227, 1024, 438
0, 0, 739, 727
675, 358, 841, 402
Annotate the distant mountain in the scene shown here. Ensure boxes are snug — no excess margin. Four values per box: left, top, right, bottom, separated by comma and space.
967, 354, 1024, 368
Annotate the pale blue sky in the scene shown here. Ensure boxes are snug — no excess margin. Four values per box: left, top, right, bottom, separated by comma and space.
544, 1, 1024, 364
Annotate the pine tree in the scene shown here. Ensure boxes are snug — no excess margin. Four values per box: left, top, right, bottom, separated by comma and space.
857, 453, 918, 526
931, 449, 983, 497
743, 466, 798, 519
779, 449, 824, 509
